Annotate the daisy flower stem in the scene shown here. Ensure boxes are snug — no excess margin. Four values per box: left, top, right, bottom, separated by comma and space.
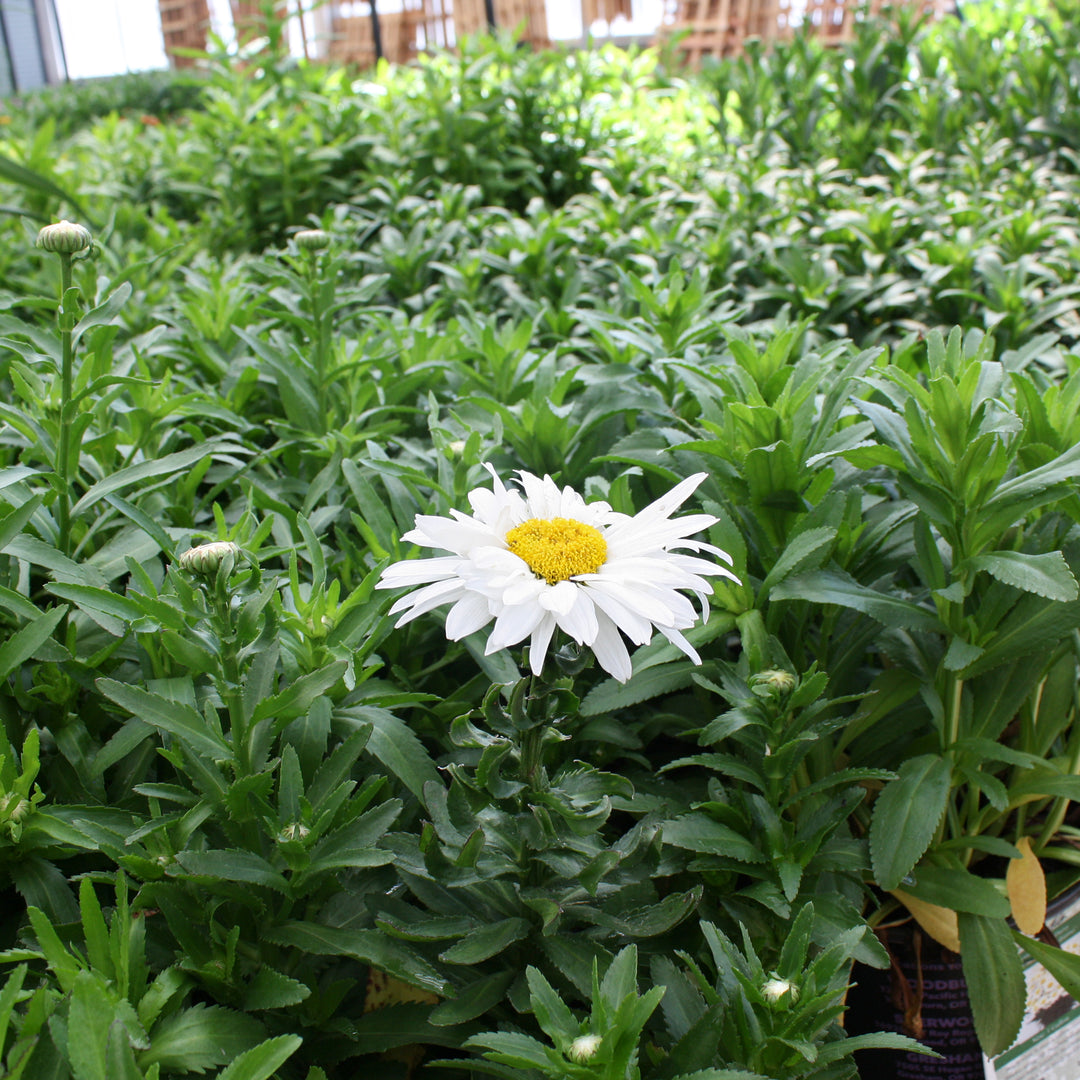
211, 587, 248, 774
56, 251, 74, 560
520, 716, 546, 790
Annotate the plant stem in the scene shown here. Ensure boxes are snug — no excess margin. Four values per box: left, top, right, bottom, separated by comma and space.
214, 590, 249, 775
57, 251, 74, 558
306, 251, 329, 431
945, 673, 963, 750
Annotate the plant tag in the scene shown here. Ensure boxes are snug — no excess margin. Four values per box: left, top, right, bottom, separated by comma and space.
983, 887, 1080, 1080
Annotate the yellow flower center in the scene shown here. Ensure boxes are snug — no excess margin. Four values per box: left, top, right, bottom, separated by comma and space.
505, 517, 608, 584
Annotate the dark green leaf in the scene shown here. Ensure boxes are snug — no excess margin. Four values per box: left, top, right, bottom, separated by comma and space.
959, 912, 1025, 1057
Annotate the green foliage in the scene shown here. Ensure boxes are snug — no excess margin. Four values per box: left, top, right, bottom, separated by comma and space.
2, 14, 1080, 1079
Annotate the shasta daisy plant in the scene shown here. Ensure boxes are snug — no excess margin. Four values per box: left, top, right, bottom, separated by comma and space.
376, 467, 738, 682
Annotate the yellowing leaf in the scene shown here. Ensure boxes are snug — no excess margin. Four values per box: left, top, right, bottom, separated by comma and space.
1006, 836, 1046, 936
891, 889, 961, 953
363, 968, 440, 1012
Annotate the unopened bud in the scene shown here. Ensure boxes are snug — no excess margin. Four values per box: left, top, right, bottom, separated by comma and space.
36, 220, 92, 254
295, 228, 331, 251
568, 1034, 601, 1062
753, 669, 796, 694
278, 822, 310, 842
762, 977, 797, 1004
177, 541, 241, 576
0, 794, 32, 822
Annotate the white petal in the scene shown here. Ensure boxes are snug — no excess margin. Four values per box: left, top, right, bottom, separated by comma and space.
389, 578, 466, 625
377, 556, 463, 589
539, 579, 577, 615
657, 624, 702, 664
444, 592, 494, 639
590, 611, 632, 683
405, 515, 499, 555
529, 613, 557, 674
580, 584, 655, 645
485, 603, 545, 654
554, 587, 600, 645
503, 576, 548, 607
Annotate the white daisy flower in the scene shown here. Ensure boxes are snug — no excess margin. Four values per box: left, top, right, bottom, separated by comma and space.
375, 466, 739, 683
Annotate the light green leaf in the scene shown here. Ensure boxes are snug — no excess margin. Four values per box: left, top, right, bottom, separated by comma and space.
69, 971, 113, 1080
580, 661, 697, 716
72, 440, 247, 516
215, 1035, 304, 1080
340, 706, 439, 802
1015, 931, 1080, 999
45, 584, 144, 637
139, 1006, 265, 1073
0, 495, 42, 553
0, 605, 67, 680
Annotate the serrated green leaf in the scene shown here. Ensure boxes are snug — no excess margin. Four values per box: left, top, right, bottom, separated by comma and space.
662, 813, 765, 864
967, 551, 1078, 601
907, 865, 1010, 918
97, 680, 233, 761
215, 1035, 304, 1080
959, 912, 1025, 1057
430, 970, 516, 1027
580, 661, 697, 716
174, 850, 290, 892
250, 662, 348, 725
139, 1006, 265, 1073
72, 440, 247, 516
0, 606, 67, 680
68, 971, 113, 1080
771, 570, 942, 632
242, 968, 311, 1010
265, 922, 445, 994
340, 706, 439, 801
439, 917, 530, 965
870, 755, 953, 890
761, 527, 837, 593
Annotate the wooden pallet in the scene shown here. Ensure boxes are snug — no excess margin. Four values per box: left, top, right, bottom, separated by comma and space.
158, 0, 211, 66
662, 0, 953, 64
231, 1, 289, 43
581, 0, 634, 31
449, 0, 549, 48
327, 7, 425, 65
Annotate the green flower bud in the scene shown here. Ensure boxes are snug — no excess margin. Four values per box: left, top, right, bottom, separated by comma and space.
0, 794, 32, 822
278, 822, 310, 843
36, 220, 92, 254
762, 976, 797, 1004
752, 669, 797, 694
177, 541, 241, 576
568, 1034, 602, 1062
295, 228, 331, 251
